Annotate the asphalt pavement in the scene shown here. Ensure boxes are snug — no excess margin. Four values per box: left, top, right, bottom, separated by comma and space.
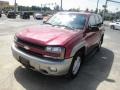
0, 15, 120, 90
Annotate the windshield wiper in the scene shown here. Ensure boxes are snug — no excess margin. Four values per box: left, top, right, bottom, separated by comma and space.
53, 25, 74, 30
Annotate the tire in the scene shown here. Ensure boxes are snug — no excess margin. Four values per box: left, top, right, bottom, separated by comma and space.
111, 25, 115, 30
67, 52, 83, 79
97, 37, 103, 52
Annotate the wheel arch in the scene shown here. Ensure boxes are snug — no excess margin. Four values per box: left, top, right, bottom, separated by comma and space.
71, 45, 86, 59
75, 46, 86, 57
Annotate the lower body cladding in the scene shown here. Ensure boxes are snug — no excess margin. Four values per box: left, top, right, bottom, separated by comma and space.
11, 44, 73, 76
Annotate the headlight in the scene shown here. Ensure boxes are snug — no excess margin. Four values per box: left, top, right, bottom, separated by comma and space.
45, 46, 65, 59
46, 47, 62, 53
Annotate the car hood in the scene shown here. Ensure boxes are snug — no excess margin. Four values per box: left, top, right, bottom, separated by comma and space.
17, 26, 79, 46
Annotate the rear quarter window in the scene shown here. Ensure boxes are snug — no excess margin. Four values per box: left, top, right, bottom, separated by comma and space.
88, 15, 96, 26
95, 15, 100, 25
98, 15, 103, 24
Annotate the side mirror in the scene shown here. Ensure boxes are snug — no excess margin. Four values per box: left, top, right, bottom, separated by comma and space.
88, 26, 99, 32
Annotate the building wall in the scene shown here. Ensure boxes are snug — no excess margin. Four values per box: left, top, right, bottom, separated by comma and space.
0, 1, 9, 9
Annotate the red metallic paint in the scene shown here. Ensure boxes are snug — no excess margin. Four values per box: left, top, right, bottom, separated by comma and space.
16, 42, 60, 57
16, 26, 84, 59
17, 26, 78, 46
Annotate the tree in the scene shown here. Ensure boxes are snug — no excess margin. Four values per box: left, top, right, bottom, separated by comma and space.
54, 5, 60, 11
68, 8, 80, 12
18, 6, 51, 12
85, 8, 89, 12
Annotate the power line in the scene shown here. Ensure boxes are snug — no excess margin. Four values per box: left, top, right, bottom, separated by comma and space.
103, 0, 120, 20
108, 0, 120, 4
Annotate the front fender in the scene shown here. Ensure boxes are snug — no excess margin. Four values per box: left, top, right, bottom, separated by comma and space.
70, 41, 86, 57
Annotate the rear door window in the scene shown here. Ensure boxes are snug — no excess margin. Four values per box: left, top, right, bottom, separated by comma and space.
88, 15, 96, 26
95, 15, 100, 25
98, 15, 103, 24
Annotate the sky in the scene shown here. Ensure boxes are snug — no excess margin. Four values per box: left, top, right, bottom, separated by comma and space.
1, 0, 120, 12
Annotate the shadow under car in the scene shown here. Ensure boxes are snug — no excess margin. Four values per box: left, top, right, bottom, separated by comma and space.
14, 47, 114, 90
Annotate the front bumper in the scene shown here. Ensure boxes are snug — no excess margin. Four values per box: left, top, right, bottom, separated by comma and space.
11, 44, 72, 76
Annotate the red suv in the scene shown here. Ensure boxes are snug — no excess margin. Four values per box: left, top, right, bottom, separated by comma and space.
12, 12, 104, 78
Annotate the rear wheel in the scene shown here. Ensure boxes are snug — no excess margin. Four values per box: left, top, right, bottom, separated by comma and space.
97, 36, 103, 52
67, 52, 83, 79
111, 25, 115, 30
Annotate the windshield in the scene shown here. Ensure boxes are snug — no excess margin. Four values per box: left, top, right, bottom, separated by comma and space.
46, 13, 86, 30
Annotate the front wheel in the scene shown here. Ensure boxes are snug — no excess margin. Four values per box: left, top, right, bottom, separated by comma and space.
67, 53, 82, 79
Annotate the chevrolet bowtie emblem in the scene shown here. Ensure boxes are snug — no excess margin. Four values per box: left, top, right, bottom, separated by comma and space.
24, 46, 30, 50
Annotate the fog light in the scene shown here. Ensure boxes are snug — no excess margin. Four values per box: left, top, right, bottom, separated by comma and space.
48, 67, 57, 72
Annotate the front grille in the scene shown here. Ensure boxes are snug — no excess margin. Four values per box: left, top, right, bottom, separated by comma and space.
18, 46, 43, 58
16, 38, 46, 50
17, 46, 58, 61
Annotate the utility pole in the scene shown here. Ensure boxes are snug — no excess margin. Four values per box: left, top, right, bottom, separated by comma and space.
61, 0, 63, 11
41, 4, 42, 13
103, 0, 120, 20
96, 0, 100, 13
103, 0, 108, 20
14, 0, 16, 13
